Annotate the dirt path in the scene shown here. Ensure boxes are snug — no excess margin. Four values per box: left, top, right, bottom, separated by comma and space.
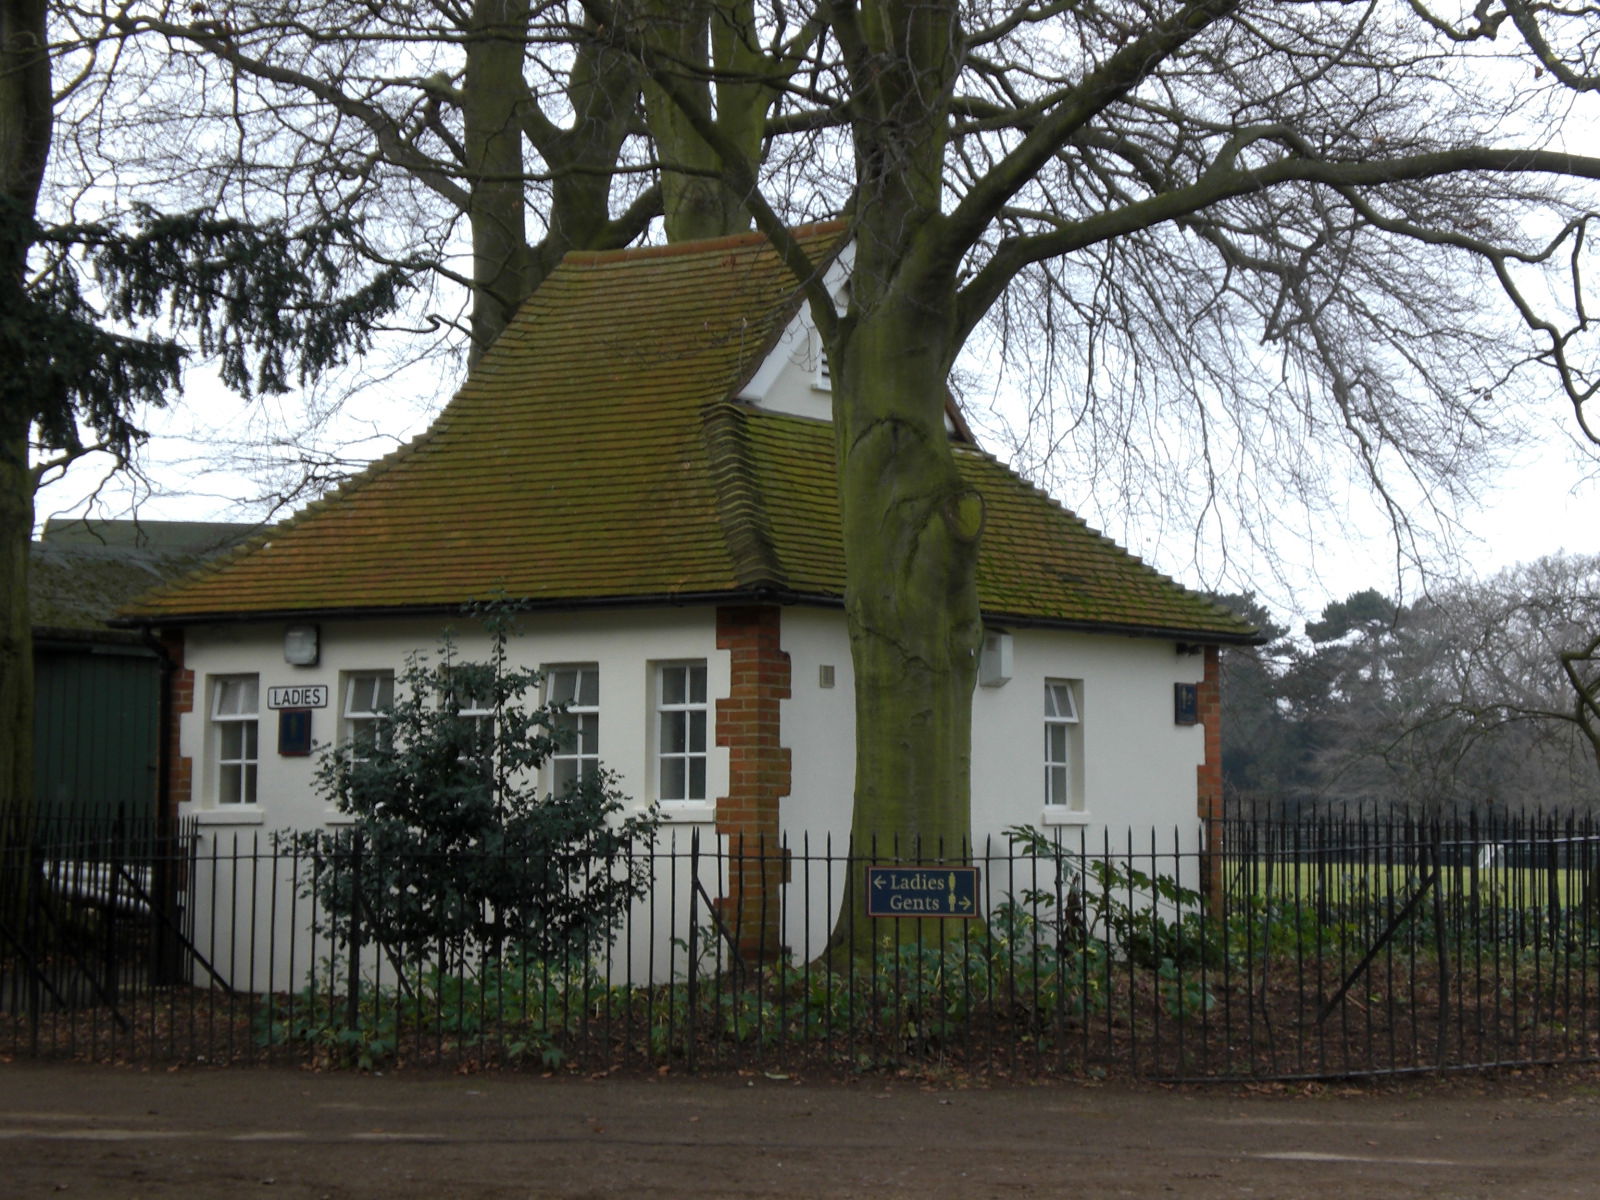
2, 1062, 1598, 1198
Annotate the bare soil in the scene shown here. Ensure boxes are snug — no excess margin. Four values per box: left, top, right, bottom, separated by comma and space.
3, 1061, 1600, 1198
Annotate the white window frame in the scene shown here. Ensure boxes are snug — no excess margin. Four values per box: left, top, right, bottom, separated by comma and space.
454, 691, 497, 768
437, 664, 496, 767
211, 675, 259, 806
655, 661, 708, 804
546, 664, 600, 796
341, 671, 394, 761
1044, 678, 1082, 810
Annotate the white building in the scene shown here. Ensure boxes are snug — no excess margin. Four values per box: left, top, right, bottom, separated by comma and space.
123, 224, 1254, 978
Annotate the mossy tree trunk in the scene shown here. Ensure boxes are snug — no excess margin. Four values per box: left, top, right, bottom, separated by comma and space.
821, 0, 984, 956
638, 0, 770, 244
463, 0, 534, 359
828, 273, 985, 955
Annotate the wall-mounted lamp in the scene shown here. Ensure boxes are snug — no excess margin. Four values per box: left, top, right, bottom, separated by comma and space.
283, 624, 320, 667
978, 629, 1013, 687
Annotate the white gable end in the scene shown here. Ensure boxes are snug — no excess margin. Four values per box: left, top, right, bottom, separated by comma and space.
735, 243, 958, 435
734, 252, 845, 420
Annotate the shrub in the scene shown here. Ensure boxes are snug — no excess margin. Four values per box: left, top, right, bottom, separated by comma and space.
294, 610, 658, 966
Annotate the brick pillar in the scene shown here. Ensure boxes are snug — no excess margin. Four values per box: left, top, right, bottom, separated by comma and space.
154, 629, 194, 984
1195, 644, 1224, 915
162, 630, 194, 814
713, 605, 791, 962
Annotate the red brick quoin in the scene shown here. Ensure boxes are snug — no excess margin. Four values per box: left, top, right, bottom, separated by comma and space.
161, 630, 195, 817
713, 605, 792, 961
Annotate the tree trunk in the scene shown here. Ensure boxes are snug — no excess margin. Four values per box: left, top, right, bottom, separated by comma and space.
1, 0, 51, 853
463, 0, 533, 359
826, 251, 985, 958
637, 0, 762, 243
817, 0, 977, 957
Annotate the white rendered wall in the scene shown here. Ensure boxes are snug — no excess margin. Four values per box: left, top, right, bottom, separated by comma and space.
176, 607, 733, 989
177, 607, 728, 835
775, 612, 1212, 956
174, 604, 1212, 985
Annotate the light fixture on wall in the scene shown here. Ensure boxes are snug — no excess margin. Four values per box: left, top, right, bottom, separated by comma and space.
978, 629, 1013, 687
283, 624, 320, 666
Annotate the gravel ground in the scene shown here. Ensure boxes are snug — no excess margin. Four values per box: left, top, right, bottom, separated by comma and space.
2, 1061, 1599, 1198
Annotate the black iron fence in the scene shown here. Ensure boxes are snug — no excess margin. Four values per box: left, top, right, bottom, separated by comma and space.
3, 810, 1599, 1081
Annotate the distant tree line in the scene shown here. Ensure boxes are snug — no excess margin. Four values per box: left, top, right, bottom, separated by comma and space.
1215, 554, 1600, 818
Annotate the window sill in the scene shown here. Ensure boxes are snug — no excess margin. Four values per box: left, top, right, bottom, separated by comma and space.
658, 803, 717, 824
322, 809, 359, 826
194, 807, 266, 826
1041, 807, 1091, 827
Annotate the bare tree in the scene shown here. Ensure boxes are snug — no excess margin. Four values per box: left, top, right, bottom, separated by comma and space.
31, 2, 833, 516
1435, 554, 1600, 783
576, 0, 1600, 949
19, 1, 1600, 949
1222, 564, 1600, 820
70, 1, 827, 353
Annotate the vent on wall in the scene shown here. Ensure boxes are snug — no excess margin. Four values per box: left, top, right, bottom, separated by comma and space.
819, 664, 836, 689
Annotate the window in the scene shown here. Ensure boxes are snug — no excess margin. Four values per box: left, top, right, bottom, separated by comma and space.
547, 665, 600, 795
656, 662, 707, 803
342, 671, 394, 760
455, 692, 496, 764
440, 664, 495, 765
1044, 679, 1081, 808
212, 675, 259, 805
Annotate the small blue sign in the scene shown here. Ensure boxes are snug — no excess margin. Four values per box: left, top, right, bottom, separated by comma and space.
866, 866, 980, 918
1174, 682, 1199, 726
277, 709, 313, 757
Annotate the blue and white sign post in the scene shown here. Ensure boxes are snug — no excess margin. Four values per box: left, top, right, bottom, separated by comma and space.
865, 866, 980, 918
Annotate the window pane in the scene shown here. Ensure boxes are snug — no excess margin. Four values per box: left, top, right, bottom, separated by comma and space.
553, 759, 576, 795
220, 764, 240, 804
662, 666, 685, 705
242, 722, 258, 758
687, 666, 706, 704
242, 764, 257, 806
1046, 724, 1067, 763
577, 670, 599, 707
1047, 765, 1067, 806
216, 677, 258, 717
662, 759, 685, 802
1046, 682, 1073, 720
549, 669, 577, 705
345, 672, 393, 716
689, 758, 705, 802
663, 711, 687, 754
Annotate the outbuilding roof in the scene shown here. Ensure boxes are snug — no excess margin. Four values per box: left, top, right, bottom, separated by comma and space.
126, 226, 1254, 642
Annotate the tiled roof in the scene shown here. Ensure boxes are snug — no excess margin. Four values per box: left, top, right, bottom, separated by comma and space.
127, 227, 1254, 642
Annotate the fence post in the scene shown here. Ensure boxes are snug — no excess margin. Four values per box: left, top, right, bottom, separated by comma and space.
345, 831, 363, 1035
1430, 818, 1450, 1070
687, 830, 699, 1073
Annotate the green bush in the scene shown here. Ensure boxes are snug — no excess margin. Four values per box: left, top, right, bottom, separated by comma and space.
291, 610, 658, 966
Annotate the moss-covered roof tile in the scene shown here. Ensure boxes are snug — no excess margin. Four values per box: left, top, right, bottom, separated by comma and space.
127, 227, 1253, 642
